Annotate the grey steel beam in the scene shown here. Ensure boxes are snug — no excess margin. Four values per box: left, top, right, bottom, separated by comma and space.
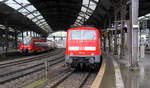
31, 14, 41, 20
4, 19, 9, 52
90, 0, 98, 4
39, 23, 47, 28
25, 10, 38, 16
79, 11, 91, 16
14, 29, 17, 48
34, 18, 44, 23
120, 3, 127, 58
82, 5, 94, 12
17, 4, 31, 11
114, 7, 119, 55
75, 21, 83, 25
129, 0, 139, 68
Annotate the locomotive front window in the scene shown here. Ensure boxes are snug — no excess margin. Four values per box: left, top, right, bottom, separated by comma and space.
70, 30, 81, 40
70, 30, 96, 40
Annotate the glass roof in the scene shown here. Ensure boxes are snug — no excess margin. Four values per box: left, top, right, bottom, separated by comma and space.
139, 13, 150, 20
74, 0, 99, 26
0, 0, 52, 33
0, 24, 15, 32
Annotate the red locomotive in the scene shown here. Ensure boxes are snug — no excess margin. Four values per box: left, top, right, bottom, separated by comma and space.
65, 26, 102, 68
19, 37, 49, 54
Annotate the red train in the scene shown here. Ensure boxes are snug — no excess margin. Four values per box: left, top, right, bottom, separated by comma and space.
19, 37, 49, 54
65, 26, 102, 68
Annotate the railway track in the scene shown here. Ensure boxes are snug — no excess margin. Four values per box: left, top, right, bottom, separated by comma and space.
0, 49, 58, 62
0, 49, 65, 84
45, 70, 95, 88
0, 48, 63, 68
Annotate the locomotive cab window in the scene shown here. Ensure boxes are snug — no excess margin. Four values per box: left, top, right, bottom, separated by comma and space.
70, 30, 96, 40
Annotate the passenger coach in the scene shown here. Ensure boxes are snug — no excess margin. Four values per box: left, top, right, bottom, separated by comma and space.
19, 37, 49, 54
65, 26, 102, 68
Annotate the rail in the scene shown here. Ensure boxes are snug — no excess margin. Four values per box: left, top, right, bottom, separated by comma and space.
0, 49, 65, 84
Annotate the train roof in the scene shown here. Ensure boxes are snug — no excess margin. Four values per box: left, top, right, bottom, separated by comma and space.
68, 26, 100, 31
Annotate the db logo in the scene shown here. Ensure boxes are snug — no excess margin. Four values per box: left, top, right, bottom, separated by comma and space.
79, 47, 84, 50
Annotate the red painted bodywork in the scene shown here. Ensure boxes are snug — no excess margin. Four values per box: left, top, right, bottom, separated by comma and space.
19, 38, 49, 53
65, 27, 101, 56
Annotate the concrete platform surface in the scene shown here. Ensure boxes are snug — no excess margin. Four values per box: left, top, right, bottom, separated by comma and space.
100, 53, 116, 88
119, 54, 150, 88
99, 51, 150, 88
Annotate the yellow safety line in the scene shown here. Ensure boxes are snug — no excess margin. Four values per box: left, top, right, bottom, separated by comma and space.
91, 60, 106, 88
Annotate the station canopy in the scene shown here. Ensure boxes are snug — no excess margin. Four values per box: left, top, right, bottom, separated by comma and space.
0, 0, 52, 33
28, 0, 101, 31
0, 0, 150, 33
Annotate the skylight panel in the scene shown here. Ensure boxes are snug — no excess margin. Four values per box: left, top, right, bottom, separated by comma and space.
1, 0, 52, 32
37, 16, 43, 19
39, 22, 47, 26
27, 14, 34, 19
89, 2, 96, 10
77, 16, 82, 20
81, 7, 87, 12
74, 0, 99, 26
35, 20, 41, 24
16, 0, 30, 4
38, 19, 45, 23
32, 11, 40, 16
26, 5, 36, 12
5, 0, 21, 9
32, 18, 38, 22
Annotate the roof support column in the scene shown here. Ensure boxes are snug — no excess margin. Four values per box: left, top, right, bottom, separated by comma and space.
34, 32, 36, 37
1, 35, 4, 51
14, 29, 18, 49
108, 19, 113, 53
103, 20, 107, 52
21, 31, 24, 42
0, 32, 2, 50
108, 31, 113, 53
103, 34, 106, 51
120, 3, 127, 58
26, 31, 29, 36
114, 7, 119, 55
5, 20, 9, 52
30, 31, 32, 37
129, 0, 139, 69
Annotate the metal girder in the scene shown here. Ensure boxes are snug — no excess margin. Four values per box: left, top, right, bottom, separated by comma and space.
90, 0, 98, 4
39, 23, 47, 27
75, 21, 83, 25
34, 18, 44, 23
78, 15, 89, 20
31, 14, 41, 20
28, 0, 82, 31
82, 5, 94, 12
17, 4, 31, 11
25, 10, 38, 16
76, 15, 89, 23
76, 19, 85, 23
41, 24, 49, 28
37, 21, 46, 25
79, 11, 91, 16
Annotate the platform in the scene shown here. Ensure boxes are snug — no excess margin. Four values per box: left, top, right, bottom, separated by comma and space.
119, 53, 150, 88
0, 48, 18, 54
0, 48, 19, 61
99, 52, 150, 88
